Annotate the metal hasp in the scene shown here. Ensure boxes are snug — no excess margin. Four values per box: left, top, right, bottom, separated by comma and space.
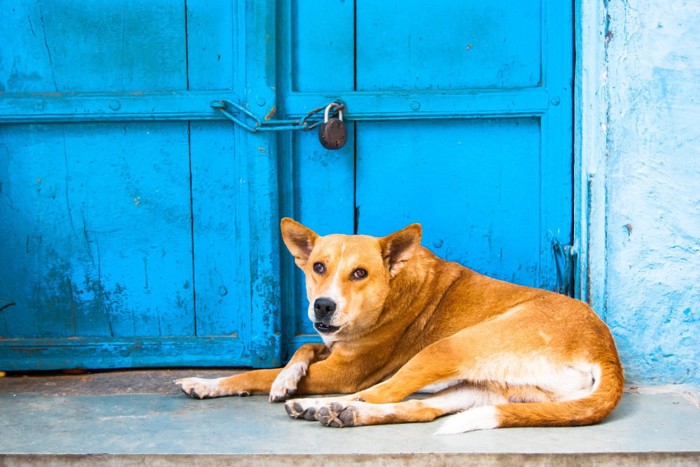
211, 99, 346, 138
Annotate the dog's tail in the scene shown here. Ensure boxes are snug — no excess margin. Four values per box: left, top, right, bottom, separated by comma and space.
436, 359, 624, 434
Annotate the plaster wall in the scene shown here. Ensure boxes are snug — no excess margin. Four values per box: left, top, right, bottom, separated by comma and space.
601, 0, 699, 386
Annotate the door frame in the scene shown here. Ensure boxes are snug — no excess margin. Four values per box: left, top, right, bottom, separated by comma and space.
573, 0, 608, 316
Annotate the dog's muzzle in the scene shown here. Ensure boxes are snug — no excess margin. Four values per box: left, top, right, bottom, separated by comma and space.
313, 297, 340, 334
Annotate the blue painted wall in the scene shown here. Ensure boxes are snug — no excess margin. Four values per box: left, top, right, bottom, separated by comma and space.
588, 0, 699, 386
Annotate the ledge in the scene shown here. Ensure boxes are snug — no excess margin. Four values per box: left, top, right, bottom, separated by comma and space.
1, 370, 697, 466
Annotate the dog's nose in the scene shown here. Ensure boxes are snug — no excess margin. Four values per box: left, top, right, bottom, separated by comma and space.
314, 297, 337, 321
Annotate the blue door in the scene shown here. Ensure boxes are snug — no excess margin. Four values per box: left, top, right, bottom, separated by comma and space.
1, 0, 573, 369
0, 1, 281, 370
278, 0, 573, 354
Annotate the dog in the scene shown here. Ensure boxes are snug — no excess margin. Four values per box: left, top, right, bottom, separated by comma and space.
176, 218, 624, 434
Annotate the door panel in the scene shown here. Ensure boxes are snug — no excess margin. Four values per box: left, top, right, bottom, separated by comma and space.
186, 0, 236, 91
0, 122, 194, 339
1, 0, 187, 93
356, 1, 542, 90
189, 121, 249, 339
356, 118, 544, 287
289, 0, 354, 92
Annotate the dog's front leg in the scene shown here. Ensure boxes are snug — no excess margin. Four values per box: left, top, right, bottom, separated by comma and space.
269, 343, 330, 402
176, 344, 331, 400
175, 369, 282, 399
283, 354, 383, 420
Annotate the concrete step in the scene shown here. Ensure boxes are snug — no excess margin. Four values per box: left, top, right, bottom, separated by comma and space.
1, 370, 698, 466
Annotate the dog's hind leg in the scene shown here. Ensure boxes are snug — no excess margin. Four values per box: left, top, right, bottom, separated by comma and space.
350, 332, 476, 405
351, 304, 577, 405
286, 328, 480, 415
312, 382, 505, 428
292, 382, 556, 429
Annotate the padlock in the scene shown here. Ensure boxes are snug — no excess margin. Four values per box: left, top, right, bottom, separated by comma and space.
318, 103, 347, 150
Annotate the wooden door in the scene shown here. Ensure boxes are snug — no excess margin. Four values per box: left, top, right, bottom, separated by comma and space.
278, 0, 574, 355
0, 0, 574, 369
0, 0, 281, 370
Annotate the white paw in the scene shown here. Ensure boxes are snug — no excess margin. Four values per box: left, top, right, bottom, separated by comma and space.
174, 377, 225, 399
269, 362, 307, 402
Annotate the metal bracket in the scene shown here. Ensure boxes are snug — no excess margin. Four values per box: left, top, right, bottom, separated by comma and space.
552, 238, 578, 298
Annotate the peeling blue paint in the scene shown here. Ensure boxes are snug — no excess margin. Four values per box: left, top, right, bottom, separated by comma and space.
599, 0, 700, 386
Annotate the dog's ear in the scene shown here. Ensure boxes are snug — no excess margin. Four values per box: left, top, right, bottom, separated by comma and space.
380, 223, 422, 277
280, 218, 319, 268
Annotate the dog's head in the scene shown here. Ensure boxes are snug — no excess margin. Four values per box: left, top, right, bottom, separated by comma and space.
281, 218, 422, 344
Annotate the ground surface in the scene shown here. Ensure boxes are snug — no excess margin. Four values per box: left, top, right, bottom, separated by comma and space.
0, 369, 698, 466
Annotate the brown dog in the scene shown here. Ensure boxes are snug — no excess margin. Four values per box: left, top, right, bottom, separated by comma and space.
176, 218, 623, 434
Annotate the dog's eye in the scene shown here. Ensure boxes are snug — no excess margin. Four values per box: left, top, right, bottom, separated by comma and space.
351, 268, 368, 280
313, 262, 326, 274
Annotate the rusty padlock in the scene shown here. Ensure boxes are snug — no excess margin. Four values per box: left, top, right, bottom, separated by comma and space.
318, 103, 347, 150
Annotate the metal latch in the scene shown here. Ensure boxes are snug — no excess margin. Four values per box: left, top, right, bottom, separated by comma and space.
211, 99, 344, 134
552, 238, 577, 298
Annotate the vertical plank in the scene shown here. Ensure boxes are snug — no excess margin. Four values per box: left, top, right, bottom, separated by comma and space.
243, 0, 282, 367
278, 0, 356, 349
187, 0, 250, 344
189, 121, 252, 342
539, 0, 575, 288
287, 0, 355, 92
186, 0, 236, 92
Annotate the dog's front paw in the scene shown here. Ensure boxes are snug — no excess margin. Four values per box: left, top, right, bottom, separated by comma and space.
269, 362, 307, 402
175, 377, 227, 399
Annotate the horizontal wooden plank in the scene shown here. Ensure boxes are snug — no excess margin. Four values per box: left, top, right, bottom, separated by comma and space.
0, 91, 240, 123
0, 87, 552, 124
0, 337, 261, 371
284, 87, 553, 120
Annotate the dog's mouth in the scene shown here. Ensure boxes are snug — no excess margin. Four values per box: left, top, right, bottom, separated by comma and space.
314, 322, 341, 334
